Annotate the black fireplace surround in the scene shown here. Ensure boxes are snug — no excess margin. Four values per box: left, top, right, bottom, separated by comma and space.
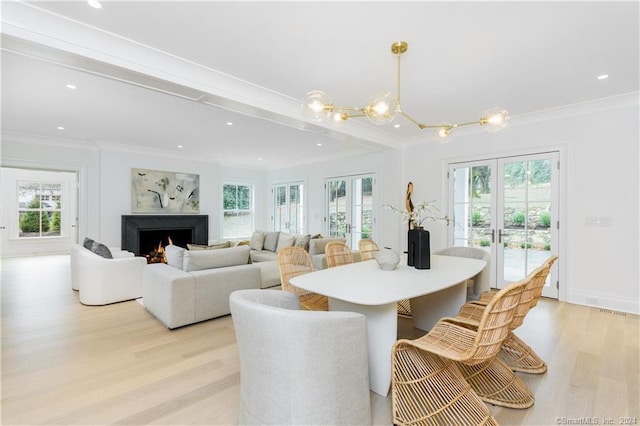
121, 215, 208, 256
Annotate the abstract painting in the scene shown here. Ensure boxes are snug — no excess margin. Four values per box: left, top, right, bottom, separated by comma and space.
131, 168, 199, 213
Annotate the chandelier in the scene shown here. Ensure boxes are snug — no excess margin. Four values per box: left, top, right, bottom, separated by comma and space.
301, 41, 509, 143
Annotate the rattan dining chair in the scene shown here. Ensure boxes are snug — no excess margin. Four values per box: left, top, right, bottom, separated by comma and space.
325, 240, 354, 268
277, 246, 328, 311
357, 239, 380, 261
391, 276, 531, 424
458, 254, 559, 374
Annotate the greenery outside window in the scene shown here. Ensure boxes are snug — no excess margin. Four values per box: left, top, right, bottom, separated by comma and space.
18, 181, 62, 238
222, 183, 254, 238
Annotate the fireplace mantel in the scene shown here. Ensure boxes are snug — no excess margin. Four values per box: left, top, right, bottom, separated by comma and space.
121, 215, 208, 256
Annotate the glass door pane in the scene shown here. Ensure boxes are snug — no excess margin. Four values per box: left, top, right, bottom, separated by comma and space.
351, 177, 374, 247
273, 185, 287, 231
499, 155, 557, 297
451, 164, 494, 251
327, 179, 347, 238
288, 183, 304, 234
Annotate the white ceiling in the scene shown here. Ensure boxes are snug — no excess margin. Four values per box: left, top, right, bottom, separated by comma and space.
2, 1, 638, 170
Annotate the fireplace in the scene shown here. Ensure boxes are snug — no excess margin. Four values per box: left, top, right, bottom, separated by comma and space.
121, 215, 208, 257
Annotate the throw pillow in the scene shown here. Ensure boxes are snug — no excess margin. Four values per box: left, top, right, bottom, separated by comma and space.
165, 244, 186, 270
237, 240, 250, 246
294, 234, 311, 251
183, 245, 250, 272
90, 241, 113, 259
249, 231, 266, 251
83, 237, 95, 250
276, 232, 296, 253
308, 237, 346, 256
263, 231, 279, 252
187, 241, 231, 250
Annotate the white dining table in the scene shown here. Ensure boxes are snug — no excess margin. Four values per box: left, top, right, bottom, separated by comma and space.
290, 254, 487, 397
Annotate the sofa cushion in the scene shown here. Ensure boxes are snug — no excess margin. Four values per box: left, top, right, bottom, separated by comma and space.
250, 231, 266, 250
165, 244, 187, 270
263, 231, 279, 252
276, 232, 296, 253
308, 237, 346, 256
250, 250, 279, 263
183, 245, 250, 272
187, 241, 231, 250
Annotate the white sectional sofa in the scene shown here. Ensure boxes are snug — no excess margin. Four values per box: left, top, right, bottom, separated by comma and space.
143, 245, 262, 329
142, 232, 362, 329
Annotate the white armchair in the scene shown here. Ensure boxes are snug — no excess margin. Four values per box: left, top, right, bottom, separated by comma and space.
229, 289, 372, 425
433, 246, 491, 300
71, 243, 146, 305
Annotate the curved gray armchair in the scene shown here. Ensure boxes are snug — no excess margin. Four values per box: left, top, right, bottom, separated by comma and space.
433, 247, 491, 301
230, 289, 372, 425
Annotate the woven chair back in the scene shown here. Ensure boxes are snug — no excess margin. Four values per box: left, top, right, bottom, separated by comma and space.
277, 246, 314, 297
530, 255, 559, 308
472, 277, 529, 362
358, 239, 380, 261
325, 241, 354, 268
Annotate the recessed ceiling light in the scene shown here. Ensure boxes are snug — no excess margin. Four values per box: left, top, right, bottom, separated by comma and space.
226, 122, 233, 126
257, 157, 263, 161
87, 0, 102, 9
316, 143, 323, 147
57, 126, 65, 130
66, 84, 77, 90
394, 124, 401, 128
597, 74, 609, 80
177, 145, 183, 149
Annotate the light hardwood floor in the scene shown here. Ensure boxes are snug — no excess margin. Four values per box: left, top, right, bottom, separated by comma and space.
1, 255, 638, 425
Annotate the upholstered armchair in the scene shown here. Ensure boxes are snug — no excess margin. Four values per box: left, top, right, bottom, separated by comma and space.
72, 243, 146, 305
433, 246, 491, 300
229, 289, 372, 425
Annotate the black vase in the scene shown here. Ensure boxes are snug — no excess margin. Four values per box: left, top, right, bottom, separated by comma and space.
407, 227, 430, 269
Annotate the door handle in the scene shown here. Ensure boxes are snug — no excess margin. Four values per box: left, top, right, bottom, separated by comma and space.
498, 229, 509, 244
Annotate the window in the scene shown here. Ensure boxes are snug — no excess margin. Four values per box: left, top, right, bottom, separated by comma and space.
17, 181, 63, 238
222, 183, 254, 238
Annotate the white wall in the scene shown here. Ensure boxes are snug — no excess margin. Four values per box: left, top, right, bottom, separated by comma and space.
0, 137, 269, 249
400, 94, 639, 314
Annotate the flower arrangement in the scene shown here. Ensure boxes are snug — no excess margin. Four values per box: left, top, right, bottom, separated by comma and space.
383, 200, 449, 228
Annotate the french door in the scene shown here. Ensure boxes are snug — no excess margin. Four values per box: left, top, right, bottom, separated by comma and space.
325, 174, 375, 248
272, 182, 304, 234
448, 152, 559, 298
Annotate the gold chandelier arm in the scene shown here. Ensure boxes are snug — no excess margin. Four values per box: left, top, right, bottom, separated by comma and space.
398, 111, 448, 130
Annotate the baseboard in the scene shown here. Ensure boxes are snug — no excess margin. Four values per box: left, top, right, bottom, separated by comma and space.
567, 289, 639, 315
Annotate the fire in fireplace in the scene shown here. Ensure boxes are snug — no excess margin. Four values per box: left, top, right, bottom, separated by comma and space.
147, 237, 173, 264
121, 215, 208, 257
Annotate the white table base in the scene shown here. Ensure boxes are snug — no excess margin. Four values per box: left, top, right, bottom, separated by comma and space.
329, 298, 397, 397
410, 281, 467, 331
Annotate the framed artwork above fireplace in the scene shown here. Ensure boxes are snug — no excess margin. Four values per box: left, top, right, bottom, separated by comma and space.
131, 168, 199, 213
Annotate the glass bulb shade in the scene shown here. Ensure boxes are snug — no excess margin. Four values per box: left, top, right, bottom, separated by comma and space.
482, 108, 510, 132
364, 92, 398, 125
301, 90, 333, 121
332, 111, 348, 124
435, 127, 453, 144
